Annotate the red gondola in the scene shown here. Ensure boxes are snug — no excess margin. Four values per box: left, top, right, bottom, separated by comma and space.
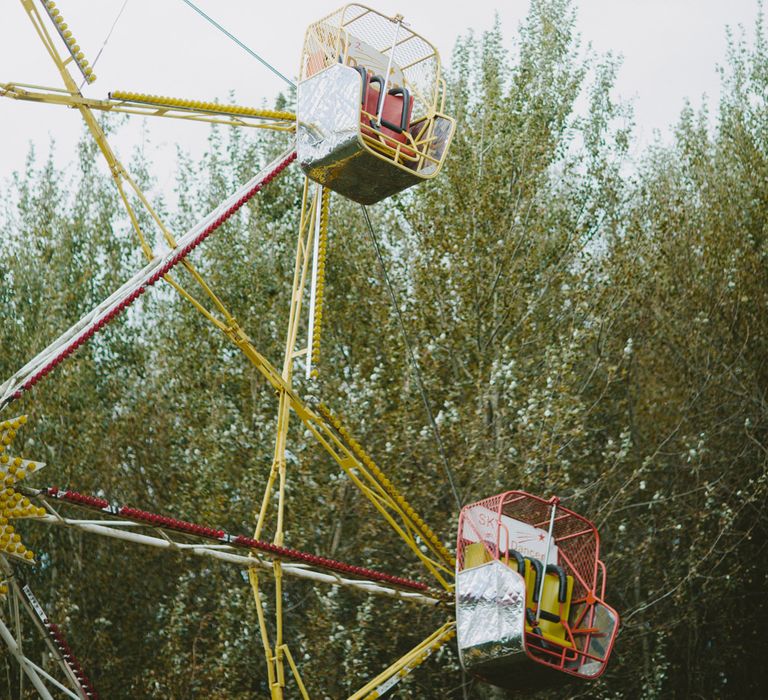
456, 491, 619, 689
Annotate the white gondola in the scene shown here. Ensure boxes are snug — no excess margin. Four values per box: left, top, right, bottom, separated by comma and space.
297, 5, 455, 204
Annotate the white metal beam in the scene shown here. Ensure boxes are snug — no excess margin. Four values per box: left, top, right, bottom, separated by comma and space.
0, 147, 296, 410
0, 616, 56, 700
35, 515, 441, 606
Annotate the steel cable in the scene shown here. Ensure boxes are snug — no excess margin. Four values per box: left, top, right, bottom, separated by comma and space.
179, 0, 296, 88
361, 204, 463, 513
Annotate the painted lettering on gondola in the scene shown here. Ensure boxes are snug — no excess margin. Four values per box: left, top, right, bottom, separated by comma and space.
461, 505, 558, 565
345, 38, 405, 89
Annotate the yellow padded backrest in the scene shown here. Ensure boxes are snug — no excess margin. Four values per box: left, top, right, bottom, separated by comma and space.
463, 542, 492, 569
538, 571, 574, 642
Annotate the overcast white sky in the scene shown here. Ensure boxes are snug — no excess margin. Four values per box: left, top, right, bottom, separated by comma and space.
0, 0, 762, 191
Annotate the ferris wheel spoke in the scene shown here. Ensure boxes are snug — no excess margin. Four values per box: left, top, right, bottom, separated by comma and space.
295, 408, 454, 589
0, 83, 297, 131
26, 486, 445, 604
353, 482, 454, 576
0, 556, 97, 699
306, 404, 456, 579
0, 149, 296, 412
348, 620, 457, 700
277, 643, 310, 699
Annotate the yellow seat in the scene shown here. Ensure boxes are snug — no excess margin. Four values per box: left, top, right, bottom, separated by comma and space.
523, 560, 574, 648
538, 566, 574, 644
463, 542, 492, 569
524, 557, 543, 612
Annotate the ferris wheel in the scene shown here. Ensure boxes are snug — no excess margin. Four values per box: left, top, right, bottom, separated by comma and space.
0, 2, 619, 698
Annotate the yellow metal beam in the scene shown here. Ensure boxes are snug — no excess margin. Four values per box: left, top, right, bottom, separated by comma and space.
37, 0, 96, 84
227, 323, 455, 589
309, 187, 330, 376
348, 621, 457, 700
280, 645, 310, 700
316, 404, 456, 570
0, 82, 295, 131
250, 178, 319, 698
16, 1, 242, 335
109, 90, 295, 123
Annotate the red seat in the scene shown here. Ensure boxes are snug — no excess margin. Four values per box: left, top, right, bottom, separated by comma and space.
354, 68, 415, 160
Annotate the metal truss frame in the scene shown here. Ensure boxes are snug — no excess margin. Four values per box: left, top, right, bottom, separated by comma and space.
0, 557, 96, 699
0, 2, 457, 697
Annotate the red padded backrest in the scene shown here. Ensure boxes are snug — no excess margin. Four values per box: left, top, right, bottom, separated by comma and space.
359, 72, 415, 157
